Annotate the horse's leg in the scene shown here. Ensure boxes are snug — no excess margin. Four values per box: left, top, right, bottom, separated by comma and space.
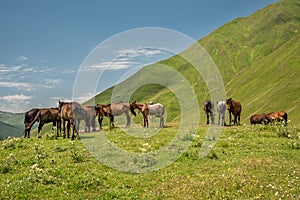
233, 114, 237, 125
67, 120, 71, 138
125, 112, 130, 127
91, 116, 96, 132
62, 120, 66, 138
98, 116, 103, 130
206, 112, 209, 124
110, 115, 115, 128
228, 112, 232, 125
37, 122, 44, 138
160, 115, 164, 128
211, 111, 215, 124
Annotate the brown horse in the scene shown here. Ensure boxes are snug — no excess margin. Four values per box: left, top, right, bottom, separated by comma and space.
250, 114, 271, 125
267, 111, 288, 125
58, 101, 87, 140
96, 102, 136, 130
226, 98, 242, 125
95, 104, 115, 130
130, 101, 164, 128
25, 108, 61, 138
24, 108, 40, 138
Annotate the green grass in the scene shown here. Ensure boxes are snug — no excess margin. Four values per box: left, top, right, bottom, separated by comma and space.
1, 123, 299, 199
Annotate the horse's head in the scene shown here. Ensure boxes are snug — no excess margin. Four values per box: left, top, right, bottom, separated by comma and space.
58, 100, 64, 112
225, 98, 232, 110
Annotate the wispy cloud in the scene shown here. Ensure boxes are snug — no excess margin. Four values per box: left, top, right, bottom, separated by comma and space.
0, 64, 23, 73
0, 81, 36, 91
118, 48, 164, 58
44, 79, 61, 88
81, 48, 165, 72
17, 55, 28, 61
0, 94, 33, 102
83, 61, 138, 71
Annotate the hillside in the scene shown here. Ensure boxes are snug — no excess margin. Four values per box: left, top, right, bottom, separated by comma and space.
89, 0, 300, 125
0, 111, 24, 139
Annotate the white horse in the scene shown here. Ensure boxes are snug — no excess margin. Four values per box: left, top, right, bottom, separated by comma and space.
148, 103, 165, 128
131, 101, 165, 128
217, 101, 226, 126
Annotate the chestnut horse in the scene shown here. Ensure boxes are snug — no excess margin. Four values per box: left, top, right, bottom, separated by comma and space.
130, 101, 164, 128
267, 111, 288, 125
226, 98, 242, 125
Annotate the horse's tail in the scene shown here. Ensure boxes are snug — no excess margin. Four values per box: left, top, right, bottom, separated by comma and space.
162, 105, 165, 116
26, 110, 40, 130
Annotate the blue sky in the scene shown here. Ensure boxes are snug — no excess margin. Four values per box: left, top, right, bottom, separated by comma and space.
0, 0, 278, 113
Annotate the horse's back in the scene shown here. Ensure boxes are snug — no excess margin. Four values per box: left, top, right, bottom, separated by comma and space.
217, 101, 226, 112
149, 103, 164, 115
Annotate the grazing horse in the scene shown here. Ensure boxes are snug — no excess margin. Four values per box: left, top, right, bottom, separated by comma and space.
203, 100, 214, 124
58, 101, 87, 140
250, 114, 271, 125
25, 108, 61, 138
83, 105, 97, 132
24, 108, 40, 138
130, 101, 165, 128
267, 111, 288, 125
95, 104, 115, 130
217, 101, 226, 126
226, 98, 242, 125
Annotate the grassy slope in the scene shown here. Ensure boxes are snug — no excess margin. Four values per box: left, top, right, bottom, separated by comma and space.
0, 126, 299, 199
0, 111, 24, 139
88, 0, 300, 125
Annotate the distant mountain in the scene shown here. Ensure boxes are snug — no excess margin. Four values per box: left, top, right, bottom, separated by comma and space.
87, 0, 300, 124
0, 111, 24, 139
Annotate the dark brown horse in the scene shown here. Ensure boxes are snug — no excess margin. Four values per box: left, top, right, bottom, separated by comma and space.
24, 108, 40, 138
58, 101, 87, 140
25, 108, 61, 138
250, 114, 271, 125
226, 98, 242, 125
267, 111, 288, 125
203, 100, 214, 124
130, 101, 164, 128
95, 104, 115, 130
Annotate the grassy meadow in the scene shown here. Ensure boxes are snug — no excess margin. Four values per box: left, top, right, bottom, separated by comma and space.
1, 0, 300, 199
1, 121, 299, 199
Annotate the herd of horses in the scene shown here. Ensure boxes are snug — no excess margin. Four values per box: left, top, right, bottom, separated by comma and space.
23, 101, 165, 140
23, 97, 288, 140
203, 98, 288, 126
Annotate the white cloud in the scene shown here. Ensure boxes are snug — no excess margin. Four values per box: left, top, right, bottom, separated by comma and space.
0, 81, 36, 91
118, 48, 164, 58
17, 55, 28, 61
0, 94, 33, 102
83, 61, 138, 71
0, 65, 23, 73
44, 79, 61, 88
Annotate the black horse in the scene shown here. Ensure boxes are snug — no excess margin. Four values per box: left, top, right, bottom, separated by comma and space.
203, 100, 214, 124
